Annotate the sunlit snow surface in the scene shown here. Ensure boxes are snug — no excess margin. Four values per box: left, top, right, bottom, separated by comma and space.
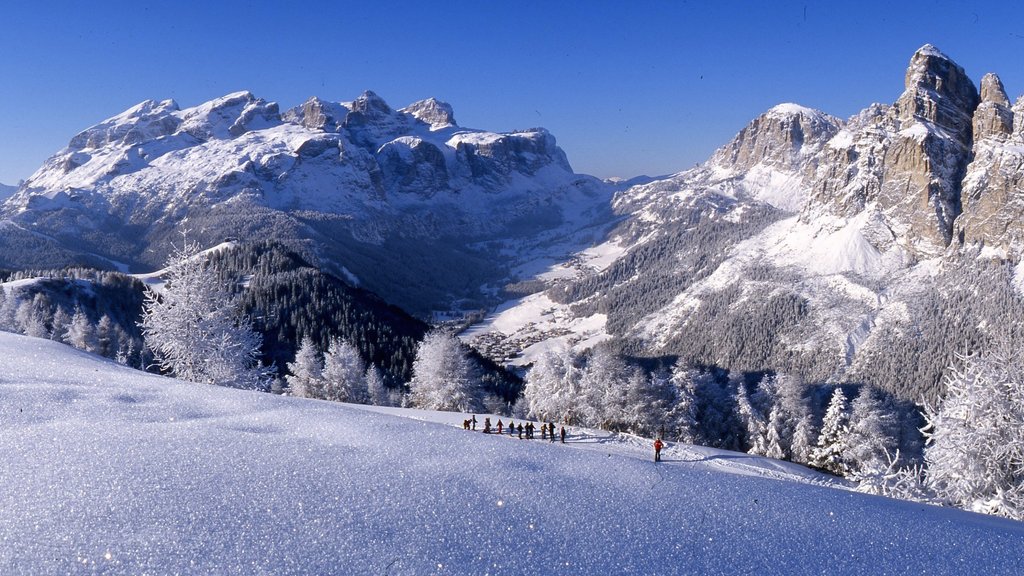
1, 332, 1022, 574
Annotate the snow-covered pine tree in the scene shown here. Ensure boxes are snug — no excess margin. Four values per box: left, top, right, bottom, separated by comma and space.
736, 383, 769, 455
765, 406, 787, 460
579, 346, 629, 430
286, 336, 324, 398
65, 306, 98, 353
844, 386, 898, 476
790, 413, 816, 465
15, 296, 49, 338
924, 346, 1024, 519
140, 237, 273, 390
96, 314, 118, 357
407, 330, 482, 413
365, 364, 389, 406
810, 387, 850, 475
50, 307, 72, 342
523, 347, 584, 424
322, 337, 367, 403
616, 366, 668, 436
666, 365, 700, 443
0, 289, 16, 332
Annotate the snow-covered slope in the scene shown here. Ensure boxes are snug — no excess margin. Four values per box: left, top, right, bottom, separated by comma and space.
1, 331, 1022, 574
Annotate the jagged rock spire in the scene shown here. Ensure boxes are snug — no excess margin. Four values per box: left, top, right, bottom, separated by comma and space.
973, 73, 1013, 142
896, 44, 979, 143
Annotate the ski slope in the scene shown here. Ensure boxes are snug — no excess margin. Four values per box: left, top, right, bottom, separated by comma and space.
1, 331, 1022, 574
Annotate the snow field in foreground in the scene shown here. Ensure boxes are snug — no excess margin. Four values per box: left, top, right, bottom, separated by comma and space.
1, 332, 1022, 575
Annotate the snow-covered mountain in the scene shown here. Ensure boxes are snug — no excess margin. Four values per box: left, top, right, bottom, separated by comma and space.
465, 45, 1024, 403
0, 182, 16, 203
3, 330, 1022, 574
0, 91, 615, 314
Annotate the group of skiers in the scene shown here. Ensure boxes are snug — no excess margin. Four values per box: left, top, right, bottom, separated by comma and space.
463, 415, 567, 443
462, 414, 666, 462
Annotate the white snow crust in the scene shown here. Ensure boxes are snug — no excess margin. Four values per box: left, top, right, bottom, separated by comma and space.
2, 332, 1023, 574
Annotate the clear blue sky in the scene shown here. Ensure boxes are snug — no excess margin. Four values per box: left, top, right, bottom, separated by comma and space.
2, 1, 1024, 185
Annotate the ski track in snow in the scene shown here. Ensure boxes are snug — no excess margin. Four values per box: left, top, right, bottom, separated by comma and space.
1, 331, 1023, 575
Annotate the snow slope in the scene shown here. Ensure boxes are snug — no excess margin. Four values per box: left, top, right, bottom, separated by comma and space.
1, 331, 1022, 574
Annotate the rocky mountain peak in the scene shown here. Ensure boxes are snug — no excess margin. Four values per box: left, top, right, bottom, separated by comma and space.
401, 98, 457, 129
711, 103, 840, 175
980, 73, 1010, 106
896, 44, 979, 141
282, 96, 350, 132
973, 73, 1014, 142
1013, 96, 1024, 137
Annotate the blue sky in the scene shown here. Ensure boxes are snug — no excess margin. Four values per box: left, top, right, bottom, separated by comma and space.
2, 1, 1023, 185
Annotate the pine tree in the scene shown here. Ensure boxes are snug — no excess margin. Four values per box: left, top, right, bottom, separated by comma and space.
810, 387, 850, 475
50, 307, 72, 342
407, 330, 482, 413
790, 413, 816, 465
65, 307, 98, 353
15, 296, 49, 338
666, 365, 700, 443
765, 406, 787, 460
579, 346, 629, 429
96, 314, 118, 357
736, 383, 769, 455
844, 386, 898, 476
365, 364, 389, 406
286, 336, 324, 398
924, 346, 1024, 519
322, 337, 367, 403
140, 237, 273, 390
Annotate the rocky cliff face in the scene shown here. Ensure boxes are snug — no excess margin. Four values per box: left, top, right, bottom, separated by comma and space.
802, 45, 982, 258
954, 74, 1024, 255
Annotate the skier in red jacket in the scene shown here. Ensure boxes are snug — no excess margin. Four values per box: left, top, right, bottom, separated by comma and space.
654, 438, 664, 462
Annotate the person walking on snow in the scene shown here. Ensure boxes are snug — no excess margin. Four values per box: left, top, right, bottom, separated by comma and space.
471, 415, 477, 431
654, 438, 664, 462
497, 419, 504, 435
560, 426, 566, 443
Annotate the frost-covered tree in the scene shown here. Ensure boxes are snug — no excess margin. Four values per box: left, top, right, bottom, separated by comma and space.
666, 365, 700, 443
844, 386, 898, 476
365, 364, 389, 406
810, 387, 850, 475
579, 346, 629, 429
407, 330, 482, 413
924, 346, 1024, 519
15, 296, 49, 338
286, 336, 324, 398
65, 307, 98, 353
790, 413, 817, 465
764, 406, 787, 460
322, 337, 367, 403
49, 307, 72, 342
96, 314, 118, 357
736, 383, 769, 455
0, 289, 17, 332
141, 237, 272, 390
523, 347, 584, 424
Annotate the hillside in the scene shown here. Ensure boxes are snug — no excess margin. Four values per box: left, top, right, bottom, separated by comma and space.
1, 331, 1021, 574
464, 45, 1024, 404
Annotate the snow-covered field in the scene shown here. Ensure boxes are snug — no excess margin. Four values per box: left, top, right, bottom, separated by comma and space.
1, 331, 1022, 574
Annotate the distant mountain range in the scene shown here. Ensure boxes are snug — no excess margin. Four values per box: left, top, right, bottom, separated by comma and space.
4, 44, 1024, 403
0, 90, 615, 315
